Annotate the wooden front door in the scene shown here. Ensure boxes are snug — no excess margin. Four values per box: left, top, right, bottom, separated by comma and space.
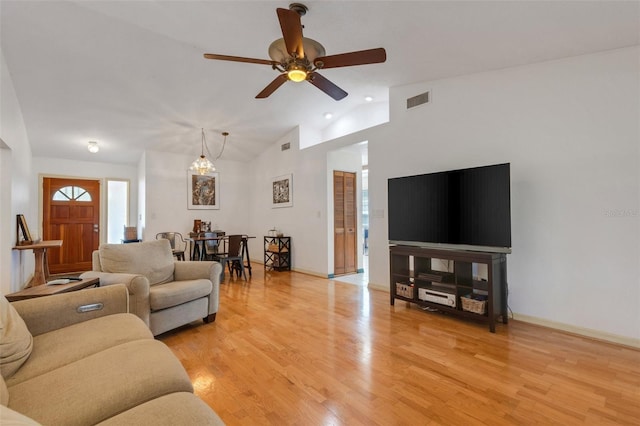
43, 178, 100, 274
334, 171, 357, 275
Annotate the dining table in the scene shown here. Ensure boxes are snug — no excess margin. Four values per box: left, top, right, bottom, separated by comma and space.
187, 234, 254, 278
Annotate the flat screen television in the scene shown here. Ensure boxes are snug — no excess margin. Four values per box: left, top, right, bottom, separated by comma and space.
388, 163, 511, 253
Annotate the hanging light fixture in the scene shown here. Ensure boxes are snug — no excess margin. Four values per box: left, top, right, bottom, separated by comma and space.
190, 129, 229, 175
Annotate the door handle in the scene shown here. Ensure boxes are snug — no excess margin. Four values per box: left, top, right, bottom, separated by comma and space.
94, 224, 99, 233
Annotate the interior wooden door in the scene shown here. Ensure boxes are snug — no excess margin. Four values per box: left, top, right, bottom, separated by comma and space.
334, 171, 357, 275
43, 178, 100, 274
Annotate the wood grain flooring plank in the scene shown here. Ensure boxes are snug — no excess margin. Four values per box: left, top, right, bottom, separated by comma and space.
158, 268, 640, 425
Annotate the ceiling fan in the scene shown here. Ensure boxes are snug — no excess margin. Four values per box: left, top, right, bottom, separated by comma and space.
203, 3, 386, 101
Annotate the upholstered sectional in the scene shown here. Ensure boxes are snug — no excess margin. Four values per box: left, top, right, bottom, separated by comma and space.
0, 285, 224, 425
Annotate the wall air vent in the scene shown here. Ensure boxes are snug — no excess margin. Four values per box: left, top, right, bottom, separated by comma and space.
281, 142, 291, 151
406, 91, 430, 109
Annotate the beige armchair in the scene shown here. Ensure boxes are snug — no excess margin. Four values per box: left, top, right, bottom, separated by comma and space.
80, 239, 222, 336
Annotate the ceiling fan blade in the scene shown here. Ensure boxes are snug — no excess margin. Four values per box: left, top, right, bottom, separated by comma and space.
256, 74, 289, 99
276, 8, 304, 58
308, 72, 348, 101
313, 48, 386, 69
204, 53, 276, 66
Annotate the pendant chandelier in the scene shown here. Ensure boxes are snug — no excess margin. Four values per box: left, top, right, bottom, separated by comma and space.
190, 129, 229, 175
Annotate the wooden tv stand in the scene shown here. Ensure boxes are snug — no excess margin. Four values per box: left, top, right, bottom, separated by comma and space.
389, 245, 508, 332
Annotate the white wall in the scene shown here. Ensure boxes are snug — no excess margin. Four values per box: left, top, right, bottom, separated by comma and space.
322, 101, 388, 143
1, 50, 34, 294
366, 47, 638, 341
142, 150, 250, 245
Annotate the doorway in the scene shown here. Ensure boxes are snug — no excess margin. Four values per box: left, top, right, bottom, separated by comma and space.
333, 170, 357, 275
42, 177, 100, 274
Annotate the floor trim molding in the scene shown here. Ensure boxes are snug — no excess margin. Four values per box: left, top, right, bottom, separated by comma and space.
512, 313, 640, 349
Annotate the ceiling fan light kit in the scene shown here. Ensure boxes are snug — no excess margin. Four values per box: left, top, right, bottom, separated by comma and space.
203, 3, 386, 100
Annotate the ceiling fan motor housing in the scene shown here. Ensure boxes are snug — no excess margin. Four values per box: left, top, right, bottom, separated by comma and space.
289, 3, 308, 16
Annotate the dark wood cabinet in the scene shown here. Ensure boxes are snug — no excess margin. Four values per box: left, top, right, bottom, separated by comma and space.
390, 245, 508, 332
264, 236, 291, 271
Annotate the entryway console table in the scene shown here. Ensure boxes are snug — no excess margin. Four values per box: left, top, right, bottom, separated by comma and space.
13, 240, 63, 288
390, 245, 508, 332
264, 236, 291, 271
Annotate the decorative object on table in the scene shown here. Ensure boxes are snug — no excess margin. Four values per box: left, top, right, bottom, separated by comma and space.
271, 173, 293, 208
268, 228, 278, 237
189, 128, 229, 175
193, 219, 202, 233
16, 214, 33, 245
123, 225, 138, 241
188, 171, 220, 210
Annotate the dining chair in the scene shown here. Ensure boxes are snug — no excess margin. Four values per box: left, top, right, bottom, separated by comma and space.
214, 234, 246, 281
155, 232, 186, 261
203, 232, 220, 260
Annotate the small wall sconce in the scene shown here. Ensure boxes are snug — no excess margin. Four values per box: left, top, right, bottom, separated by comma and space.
87, 141, 99, 153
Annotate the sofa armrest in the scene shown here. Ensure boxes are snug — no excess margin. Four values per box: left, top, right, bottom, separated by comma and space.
80, 271, 151, 326
10, 285, 128, 336
174, 261, 222, 316
174, 261, 219, 281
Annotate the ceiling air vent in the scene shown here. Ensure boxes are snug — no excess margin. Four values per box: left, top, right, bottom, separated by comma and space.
281, 142, 291, 151
406, 91, 430, 109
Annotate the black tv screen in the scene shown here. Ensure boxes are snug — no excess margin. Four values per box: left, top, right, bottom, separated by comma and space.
388, 163, 511, 251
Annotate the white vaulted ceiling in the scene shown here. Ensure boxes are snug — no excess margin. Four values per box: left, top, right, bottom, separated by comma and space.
1, 1, 638, 165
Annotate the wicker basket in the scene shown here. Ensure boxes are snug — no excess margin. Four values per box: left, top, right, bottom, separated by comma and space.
395, 282, 413, 299
461, 295, 487, 315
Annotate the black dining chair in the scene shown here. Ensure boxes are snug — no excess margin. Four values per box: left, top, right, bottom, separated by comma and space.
155, 232, 186, 261
203, 232, 220, 260
214, 234, 246, 281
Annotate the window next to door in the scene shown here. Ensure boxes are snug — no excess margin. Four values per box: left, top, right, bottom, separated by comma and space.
107, 180, 129, 244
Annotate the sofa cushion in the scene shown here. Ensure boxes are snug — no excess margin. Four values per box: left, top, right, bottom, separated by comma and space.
0, 296, 33, 380
6, 313, 152, 387
7, 339, 193, 426
149, 279, 212, 311
96, 392, 225, 425
1, 374, 8, 406
0, 405, 41, 425
99, 240, 174, 285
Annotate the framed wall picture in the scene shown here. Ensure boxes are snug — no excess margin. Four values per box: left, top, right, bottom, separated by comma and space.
16, 214, 33, 245
271, 173, 293, 208
188, 171, 220, 210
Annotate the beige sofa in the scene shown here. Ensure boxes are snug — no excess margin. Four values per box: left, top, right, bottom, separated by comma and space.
80, 239, 222, 336
0, 285, 224, 425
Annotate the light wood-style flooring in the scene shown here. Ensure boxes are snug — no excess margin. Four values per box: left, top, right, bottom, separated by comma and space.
158, 267, 640, 425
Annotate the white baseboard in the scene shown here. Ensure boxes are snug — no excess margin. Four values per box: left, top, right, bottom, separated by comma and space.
367, 282, 389, 292
512, 313, 640, 349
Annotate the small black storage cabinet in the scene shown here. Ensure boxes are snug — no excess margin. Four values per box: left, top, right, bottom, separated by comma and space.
390, 245, 508, 332
264, 236, 291, 271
